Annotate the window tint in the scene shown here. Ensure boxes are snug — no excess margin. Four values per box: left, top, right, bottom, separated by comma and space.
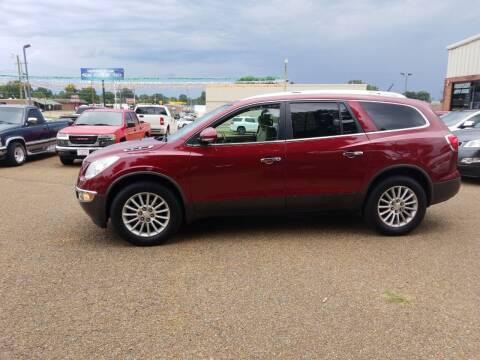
361, 102, 426, 131
126, 113, 135, 126
291, 102, 341, 139
212, 104, 280, 144
27, 109, 43, 123
135, 106, 167, 115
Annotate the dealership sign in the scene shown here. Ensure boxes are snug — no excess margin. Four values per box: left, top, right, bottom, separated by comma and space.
80, 68, 124, 81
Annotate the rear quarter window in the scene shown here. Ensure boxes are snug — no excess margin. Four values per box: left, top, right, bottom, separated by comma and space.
361, 102, 426, 131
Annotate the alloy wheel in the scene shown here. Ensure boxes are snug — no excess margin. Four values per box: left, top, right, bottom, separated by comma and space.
377, 185, 418, 228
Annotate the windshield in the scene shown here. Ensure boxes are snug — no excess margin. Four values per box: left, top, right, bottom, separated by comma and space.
166, 105, 230, 142
136, 106, 167, 115
0, 108, 24, 124
75, 111, 123, 126
441, 111, 473, 126
76, 107, 91, 115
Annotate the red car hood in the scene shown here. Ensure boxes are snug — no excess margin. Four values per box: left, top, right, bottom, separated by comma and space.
84, 137, 167, 162
60, 125, 122, 135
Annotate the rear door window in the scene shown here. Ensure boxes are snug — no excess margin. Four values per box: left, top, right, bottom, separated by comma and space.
361, 102, 426, 131
136, 107, 167, 115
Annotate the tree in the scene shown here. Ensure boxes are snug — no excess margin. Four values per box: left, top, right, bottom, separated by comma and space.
78, 87, 98, 103
348, 80, 378, 91
404, 90, 431, 102
103, 91, 115, 104
178, 94, 188, 103
237, 75, 277, 82
118, 88, 134, 102
0, 81, 25, 99
31, 87, 53, 99
64, 83, 78, 98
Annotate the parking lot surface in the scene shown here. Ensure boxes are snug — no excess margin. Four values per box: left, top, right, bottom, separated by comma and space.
1, 155, 479, 359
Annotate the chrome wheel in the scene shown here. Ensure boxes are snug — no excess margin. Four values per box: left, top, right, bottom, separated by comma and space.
377, 185, 418, 228
121, 192, 170, 237
14, 145, 26, 163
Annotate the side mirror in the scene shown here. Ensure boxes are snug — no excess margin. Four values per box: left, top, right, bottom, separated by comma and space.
127, 122, 136, 128
461, 120, 475, 128
199, 127, 217, 145
140, 120, 145, 124
27, 117, 38, 125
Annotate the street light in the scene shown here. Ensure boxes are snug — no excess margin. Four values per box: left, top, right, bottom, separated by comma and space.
284, 58, 289, 91
400, 72, 412, 94
22, 44, 31, 104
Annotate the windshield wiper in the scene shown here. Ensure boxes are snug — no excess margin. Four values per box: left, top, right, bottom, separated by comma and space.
93, 123, 112, 126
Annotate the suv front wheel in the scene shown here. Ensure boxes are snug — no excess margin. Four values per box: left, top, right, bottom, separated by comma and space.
111, 182, 183, 246
364, 175, 427, 236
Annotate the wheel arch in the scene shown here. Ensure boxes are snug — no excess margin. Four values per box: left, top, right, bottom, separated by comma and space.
6, 136, 27, 148
105, 171, 189, 222
364, 165, 433, 208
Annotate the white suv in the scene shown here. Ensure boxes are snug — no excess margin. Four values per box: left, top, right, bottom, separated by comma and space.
229, 116, 258, 134
134, 105, 177, 136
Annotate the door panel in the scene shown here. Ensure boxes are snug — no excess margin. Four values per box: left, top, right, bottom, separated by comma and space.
24, 109, 52, 152
188, 142, 286, 215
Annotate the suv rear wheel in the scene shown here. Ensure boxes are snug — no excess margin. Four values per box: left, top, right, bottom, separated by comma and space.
364, 175, 427, 235
110, 182, 183, 246
237, 126, 246, 135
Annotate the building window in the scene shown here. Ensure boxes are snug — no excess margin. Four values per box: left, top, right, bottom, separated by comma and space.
451, 82, 472, 110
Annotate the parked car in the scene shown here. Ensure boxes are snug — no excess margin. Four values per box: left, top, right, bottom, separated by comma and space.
56, 109, 151, 165
177, 118, 194, 129
134, 105, 177, 136
59, 105, 103, 122
229, 116, 258, 134
0, 105, 71, 166
454, 128, 480, 178
75, 90, 460, 246
440, 110, 480, 131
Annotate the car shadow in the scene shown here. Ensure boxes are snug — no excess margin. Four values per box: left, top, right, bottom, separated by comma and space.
461, 177, 480, 185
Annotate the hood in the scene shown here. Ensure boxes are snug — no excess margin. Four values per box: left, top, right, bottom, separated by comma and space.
0, 123, 21, 133
60, 125, 123, 135
453, 129, 480, 142
84, 137, 167, 162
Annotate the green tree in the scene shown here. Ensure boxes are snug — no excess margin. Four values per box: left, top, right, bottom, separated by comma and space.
64, 83, 78, 98
0, 81, 25, 99
178, 94, 188, 103
103, 91, 115, 104
31, 87, 53, 99
404, 90, 431, 102
78, 87, 98, 103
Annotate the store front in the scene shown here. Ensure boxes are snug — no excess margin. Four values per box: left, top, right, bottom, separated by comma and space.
450, 80, 480, 110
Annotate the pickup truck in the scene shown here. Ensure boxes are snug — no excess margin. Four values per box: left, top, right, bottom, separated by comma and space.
56, 108, 151, 165
0, 105, 71, 166
134, 105, 177, 136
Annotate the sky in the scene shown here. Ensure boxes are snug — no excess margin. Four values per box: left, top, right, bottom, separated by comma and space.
0, 0, 479, 99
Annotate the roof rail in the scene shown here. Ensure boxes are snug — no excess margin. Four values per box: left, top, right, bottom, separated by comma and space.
246, 89, 406, 100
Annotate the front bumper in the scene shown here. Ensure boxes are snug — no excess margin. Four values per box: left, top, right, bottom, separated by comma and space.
0, 146, 6, 159
57, 145, 103, 158
458, 148, 480, 178
430, 177, 461, 205
75, 187, 107, 228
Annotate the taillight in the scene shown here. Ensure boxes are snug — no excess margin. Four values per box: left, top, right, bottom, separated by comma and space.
160, 117, 164, 125
445, 134, 459, 152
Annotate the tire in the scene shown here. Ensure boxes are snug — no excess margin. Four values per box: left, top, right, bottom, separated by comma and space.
364, 175, 427, 236
237, 126, 246, 135
59, 156, 74, 165
6, 141, 27, 166
110, 182, 183, 246
166, 126, 170, 135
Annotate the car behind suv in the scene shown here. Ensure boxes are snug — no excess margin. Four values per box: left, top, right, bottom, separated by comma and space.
75, 91, 460, 246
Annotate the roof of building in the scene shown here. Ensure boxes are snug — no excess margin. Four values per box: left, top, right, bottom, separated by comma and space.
447, 33, 480, 50
32, 98, 61, 106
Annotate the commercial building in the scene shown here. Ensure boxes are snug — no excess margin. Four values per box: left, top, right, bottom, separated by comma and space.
443, 34, 480, 111
205, 83, 367, 111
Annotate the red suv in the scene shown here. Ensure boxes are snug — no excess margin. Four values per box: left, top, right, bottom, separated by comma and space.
75, 91, 460, 246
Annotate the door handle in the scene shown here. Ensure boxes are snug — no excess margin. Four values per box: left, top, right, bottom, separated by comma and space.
260, 156, 282, 165
343, 151, 364, 159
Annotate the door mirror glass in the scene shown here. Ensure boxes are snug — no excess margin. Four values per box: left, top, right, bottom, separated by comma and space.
461, 120, 475, 128
199, 127, 217, 145
27, 117, 38, 125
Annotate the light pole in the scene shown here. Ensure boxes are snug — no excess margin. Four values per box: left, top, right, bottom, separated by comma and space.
284, 58, 289, 91
400, 72, 412, 94
22, 44, 31, 104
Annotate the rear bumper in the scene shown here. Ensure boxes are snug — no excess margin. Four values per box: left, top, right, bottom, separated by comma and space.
458, 164, 480, 178
75, 187, 107, 228
430, 177, 461, 205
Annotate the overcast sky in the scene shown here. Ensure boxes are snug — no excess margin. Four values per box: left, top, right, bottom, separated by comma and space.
0, 0, 479, 99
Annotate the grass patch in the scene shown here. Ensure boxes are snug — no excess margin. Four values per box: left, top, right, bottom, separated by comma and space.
383, 291, 411, 304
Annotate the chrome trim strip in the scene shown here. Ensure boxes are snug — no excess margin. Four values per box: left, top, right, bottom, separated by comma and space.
25, 137, 57, 145
56, 145, 102, 151
75, 186, 97, 195
5, 136, 26, 147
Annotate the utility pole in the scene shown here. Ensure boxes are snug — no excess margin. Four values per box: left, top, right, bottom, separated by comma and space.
22, 44, 31, 104
284, 58, 289, 91
101, 80, 106, 107
400, 72, 412, 94
16, 55, 24, 100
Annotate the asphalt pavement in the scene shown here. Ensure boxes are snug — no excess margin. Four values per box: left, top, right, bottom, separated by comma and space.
1, 155, 479, 359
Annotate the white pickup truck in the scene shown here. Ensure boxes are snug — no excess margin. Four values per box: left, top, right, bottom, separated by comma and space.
134, 105, 177, 136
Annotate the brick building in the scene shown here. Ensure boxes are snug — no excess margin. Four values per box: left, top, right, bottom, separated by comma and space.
443, 34, 480, 111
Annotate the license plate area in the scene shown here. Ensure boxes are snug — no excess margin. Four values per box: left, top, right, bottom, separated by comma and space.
77, 149, 90, 156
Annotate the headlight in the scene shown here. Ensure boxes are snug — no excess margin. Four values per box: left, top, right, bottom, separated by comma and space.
84, 156, 119, 180
98, 134, 116, 141
464, 139, 480, 148
57, 133, 69, 140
